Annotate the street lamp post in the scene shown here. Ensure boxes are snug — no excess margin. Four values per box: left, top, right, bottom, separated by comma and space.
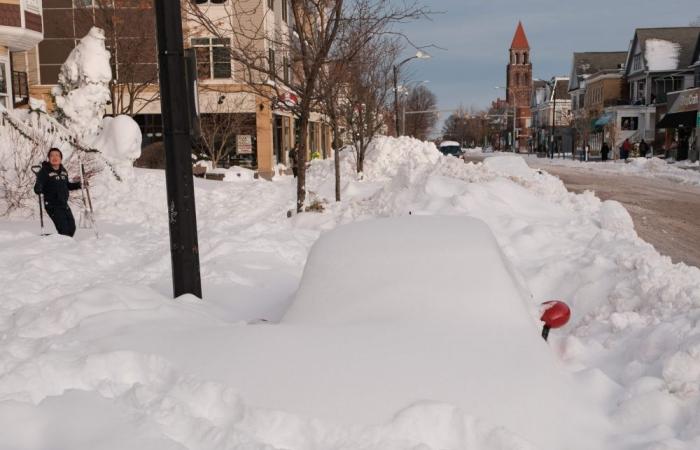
153, 0, 202, 298
393, 51, 430, 136
545, 78, 558, 159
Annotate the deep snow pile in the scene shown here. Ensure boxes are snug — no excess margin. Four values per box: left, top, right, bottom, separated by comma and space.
1, 136, 700, 449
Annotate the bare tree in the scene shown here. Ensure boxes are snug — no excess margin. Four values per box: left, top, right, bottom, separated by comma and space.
403, 84, 437, 140
318, 61, 347, 201
442, 106, 490, 147
341, 36, 400, 173
75, 0, 159, 116
186, 0, 428, 211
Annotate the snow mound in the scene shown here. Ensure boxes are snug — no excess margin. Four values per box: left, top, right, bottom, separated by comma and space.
599, 200, 636, 237
223, 166, 256, 182
362, 135, 441, 180
284, 216, 531, 325
483, 155, 536, 179
91, 115, 142, 178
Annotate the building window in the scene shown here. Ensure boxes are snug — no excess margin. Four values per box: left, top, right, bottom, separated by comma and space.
621, 116, 638, 130
269, 48, 276, 77
695, 69, 700, 88
267, 0, 273, 10
192, 37, 231, 80
282, 0, 288, 22
524, 52, 529, 64
0, 63, 7, 109
283, 55, 289, 84
632, 53, 642, 72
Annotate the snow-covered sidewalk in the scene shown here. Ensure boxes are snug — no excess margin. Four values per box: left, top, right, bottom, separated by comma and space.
1, 137, 700, 450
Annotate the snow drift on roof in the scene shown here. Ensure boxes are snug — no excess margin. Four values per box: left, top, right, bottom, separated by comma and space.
645, 38, 681, 71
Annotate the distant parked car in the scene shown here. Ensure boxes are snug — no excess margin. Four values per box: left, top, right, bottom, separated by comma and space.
439, 141, 463, 157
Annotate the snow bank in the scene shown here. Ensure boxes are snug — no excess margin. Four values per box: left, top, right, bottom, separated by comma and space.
2, 136, 700, 450
645, 39, 681, 71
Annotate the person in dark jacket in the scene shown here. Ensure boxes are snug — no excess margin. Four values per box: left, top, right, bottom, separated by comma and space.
33, 148, 81, 237
601, 142, 610, 161
288, 147, 298, 178
639, 139, 649, 157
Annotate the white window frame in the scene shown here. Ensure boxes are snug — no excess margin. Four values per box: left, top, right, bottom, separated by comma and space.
191, 37, 232, 81
0, 60, 9, 109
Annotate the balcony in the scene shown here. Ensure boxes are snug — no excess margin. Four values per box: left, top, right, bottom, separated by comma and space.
0, 1, 43, 51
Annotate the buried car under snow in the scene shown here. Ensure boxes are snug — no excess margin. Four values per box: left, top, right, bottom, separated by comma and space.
273, 216, 603, 450
438, 140, 463, 157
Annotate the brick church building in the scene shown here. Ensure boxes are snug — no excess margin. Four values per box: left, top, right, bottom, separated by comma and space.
506, 22, 533, 151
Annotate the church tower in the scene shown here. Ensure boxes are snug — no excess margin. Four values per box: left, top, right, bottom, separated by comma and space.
506, 21, 532, 150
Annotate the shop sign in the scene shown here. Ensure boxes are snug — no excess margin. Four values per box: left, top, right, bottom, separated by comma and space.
667, 88, 700, 114
237, 135, 253, 154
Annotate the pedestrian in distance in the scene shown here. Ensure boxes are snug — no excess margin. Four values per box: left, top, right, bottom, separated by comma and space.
33, 148, 82, 237
288, 147, 298, 178
639, 139, 649, 158
620, 138, 632, 161
601, 142, 610, 162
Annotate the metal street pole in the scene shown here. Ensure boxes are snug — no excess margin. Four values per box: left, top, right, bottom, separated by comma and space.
552, 80, 557, 159
512, 102, 517, 153
393, 65, 400, 137
393, 52, 430, 137
153, 0, 202, 298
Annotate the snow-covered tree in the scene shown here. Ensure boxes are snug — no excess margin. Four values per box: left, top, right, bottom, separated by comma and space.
52, 27, 112, 143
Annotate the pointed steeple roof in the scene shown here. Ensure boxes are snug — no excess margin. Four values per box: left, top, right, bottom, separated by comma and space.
510, 21, 530, 50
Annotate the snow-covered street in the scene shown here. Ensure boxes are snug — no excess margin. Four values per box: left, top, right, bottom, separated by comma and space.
2, 138, 700, 450
466, 153, 700, 268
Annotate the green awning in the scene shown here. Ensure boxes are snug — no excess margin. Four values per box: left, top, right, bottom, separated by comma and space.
594, 113, 613, 128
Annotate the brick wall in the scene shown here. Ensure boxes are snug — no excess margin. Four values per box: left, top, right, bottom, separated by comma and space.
0, 4, 21, 27
25, 11, 42, 33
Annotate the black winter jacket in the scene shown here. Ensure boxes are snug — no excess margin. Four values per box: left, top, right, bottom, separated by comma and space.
33, 162, 81, 208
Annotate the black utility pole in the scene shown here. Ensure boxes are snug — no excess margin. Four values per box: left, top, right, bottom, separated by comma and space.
153, 0, 202, 298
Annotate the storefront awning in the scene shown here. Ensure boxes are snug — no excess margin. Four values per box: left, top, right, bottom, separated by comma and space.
657, 110, 697, 129
593, 113, 613, 128
666, 88, 699, 115
658, 87, 699, 129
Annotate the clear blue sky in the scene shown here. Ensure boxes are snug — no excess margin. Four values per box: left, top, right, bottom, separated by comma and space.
396, 0, 700, 132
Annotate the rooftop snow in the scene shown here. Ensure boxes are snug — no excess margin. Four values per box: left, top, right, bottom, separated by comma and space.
645, 38, 681, 71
